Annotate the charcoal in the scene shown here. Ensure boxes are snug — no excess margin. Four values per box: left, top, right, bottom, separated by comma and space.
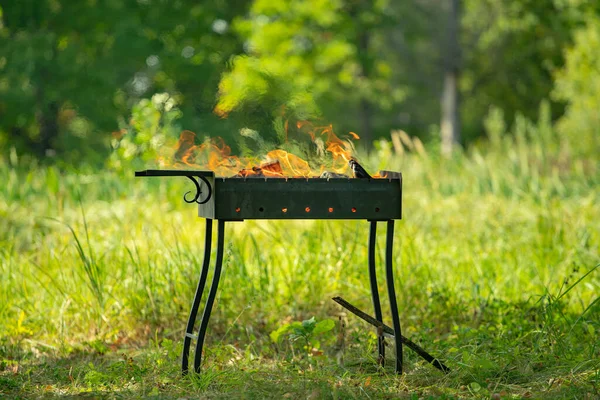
235, 166, 263, 178
320, 171, 349, 179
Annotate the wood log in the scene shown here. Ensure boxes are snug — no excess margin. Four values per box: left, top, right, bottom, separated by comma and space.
235, 160, 283, 178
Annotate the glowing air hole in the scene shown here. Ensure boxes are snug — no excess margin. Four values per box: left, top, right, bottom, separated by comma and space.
282, 208, 288, 213
328, 207, 334, 213
375, 207, 380, 212
351, 207, 357, 213
235, 207, 241, 212
259, 207, 264, 212
305, 207, 311, 212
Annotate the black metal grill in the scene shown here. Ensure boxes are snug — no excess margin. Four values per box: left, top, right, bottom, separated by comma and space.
202, 177, 401, 220
135, 169, 402, 220
136, 169, 446, 376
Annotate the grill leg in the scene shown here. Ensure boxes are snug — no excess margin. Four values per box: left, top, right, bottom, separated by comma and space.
385, 220, 403, 374
182, 219, 213, 374
368, 221, 385, 366
193, 219, 226, 373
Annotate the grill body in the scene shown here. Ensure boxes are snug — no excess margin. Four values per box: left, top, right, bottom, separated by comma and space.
197, 177, 402, 220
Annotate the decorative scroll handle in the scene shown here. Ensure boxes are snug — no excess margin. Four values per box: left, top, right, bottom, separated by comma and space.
183, 176, 212, 204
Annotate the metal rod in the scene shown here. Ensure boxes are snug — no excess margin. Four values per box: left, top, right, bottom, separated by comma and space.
181, 219, 212, 374
193, 219, 226, 373
385, 220, 403, 374
332, 296, 450, 373
183, 176, 213, 204
368, 221, 385, 366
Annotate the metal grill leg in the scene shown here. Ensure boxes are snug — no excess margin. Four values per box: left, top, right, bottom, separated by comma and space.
385, 220, 403, 374
193, 219, 226, 373
368, 221, 385, 366
182, 219, 213, 374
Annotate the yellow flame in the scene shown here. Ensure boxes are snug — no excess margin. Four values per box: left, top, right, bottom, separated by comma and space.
167, 121, 363, 177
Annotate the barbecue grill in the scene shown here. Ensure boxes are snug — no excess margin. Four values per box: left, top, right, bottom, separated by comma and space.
136, 169, 410, 374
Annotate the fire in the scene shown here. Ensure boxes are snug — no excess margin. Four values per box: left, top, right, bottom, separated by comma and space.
164, 122, 367, 178
265, 150, 311, 177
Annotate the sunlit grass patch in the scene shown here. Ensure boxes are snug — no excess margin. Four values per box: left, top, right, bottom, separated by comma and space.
0, 136, 598, 398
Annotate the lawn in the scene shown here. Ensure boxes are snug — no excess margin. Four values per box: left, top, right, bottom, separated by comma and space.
0, 133, 599, 399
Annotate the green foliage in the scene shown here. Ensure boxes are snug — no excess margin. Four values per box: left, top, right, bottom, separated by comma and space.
553, 15, 600, 156
108, 93, 183, 172
2, 0, 600, 163
216, 0, 408, 141
213, 0, 600, 146
270, 317, 335, 357
0, 1, 145, 161
460, 0, 583, 141
0, 0, 249, 164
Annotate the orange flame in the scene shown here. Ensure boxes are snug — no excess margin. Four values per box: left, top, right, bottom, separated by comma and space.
266, 149, 312, 177
165, 121, 368, 178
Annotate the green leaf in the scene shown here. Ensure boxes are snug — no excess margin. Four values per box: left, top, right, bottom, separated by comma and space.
312, 319, 335, 335
462, 351, 471, 363
469, 382, 481, 392
301, 317, 316, 333
269, 323, 292, 343
586, 323, 595, 337
474, 357, 497, 370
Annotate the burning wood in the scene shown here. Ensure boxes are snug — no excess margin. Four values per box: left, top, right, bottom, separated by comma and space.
236, 160, 283, 178
234, 159, 373, 179
230, 153, 375, 180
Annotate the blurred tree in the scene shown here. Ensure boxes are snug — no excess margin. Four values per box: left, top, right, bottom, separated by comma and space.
441, 0, 462, 156
135, 0, 251, 144
459, 0, 592, 142
553, 13, 600, 156
216, 0, 591, 148
0, 0, 249, 164
215, 0, 412, 145
0, 1, 142, 163
1, 0, 598, 165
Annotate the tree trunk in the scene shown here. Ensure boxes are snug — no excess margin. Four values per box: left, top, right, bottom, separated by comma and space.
359, 99, 373, 146
35, 60, 59, 158
441, 0, 461, 157
37, 101, 59, 157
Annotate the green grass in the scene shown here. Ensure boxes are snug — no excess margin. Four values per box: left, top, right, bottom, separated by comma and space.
0, 130, 599, 399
